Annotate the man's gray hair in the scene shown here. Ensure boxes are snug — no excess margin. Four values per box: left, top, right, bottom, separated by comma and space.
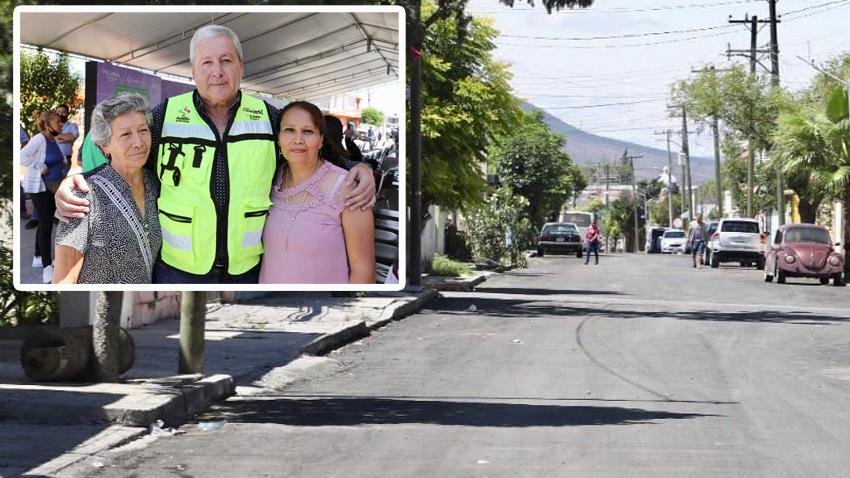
189, 25, 243, 65
90, 92, 152, 146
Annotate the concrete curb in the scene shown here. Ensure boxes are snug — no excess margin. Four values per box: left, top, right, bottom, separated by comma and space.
104, 374, 235, 427
423, 271, 489, 291
365, 288, 440, 331
126, 288, 438, 425
23, 425, 148, 477
301, 321, 370, 356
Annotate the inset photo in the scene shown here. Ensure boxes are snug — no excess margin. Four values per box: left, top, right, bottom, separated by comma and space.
14, 6, 405, 291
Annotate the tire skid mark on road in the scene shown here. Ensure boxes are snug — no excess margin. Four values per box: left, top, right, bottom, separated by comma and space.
575, 314, 673, 402
448, 291, 850, 320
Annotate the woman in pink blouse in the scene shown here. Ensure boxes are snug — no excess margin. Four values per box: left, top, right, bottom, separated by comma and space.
259, 102, 375, 284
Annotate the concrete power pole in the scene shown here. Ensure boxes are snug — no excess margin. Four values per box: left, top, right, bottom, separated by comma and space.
605, 163, 610, 252
692, 66, 728, 218
682, 109, 693, 219
712, 115, 723, 218
768, 0, 784, 226
729, 14, 770, 218
623, 151, 643, 252
654, 130, 676, 227
666, 130, 674, 227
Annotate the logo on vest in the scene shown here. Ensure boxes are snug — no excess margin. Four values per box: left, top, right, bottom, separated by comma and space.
242, 106, 263, 121
175, 106, 191, 124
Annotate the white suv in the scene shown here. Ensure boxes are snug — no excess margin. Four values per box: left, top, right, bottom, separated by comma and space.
707, 218, 766, 269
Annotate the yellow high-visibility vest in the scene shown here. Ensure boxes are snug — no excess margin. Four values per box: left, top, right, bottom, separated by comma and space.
157, 91, 277, 276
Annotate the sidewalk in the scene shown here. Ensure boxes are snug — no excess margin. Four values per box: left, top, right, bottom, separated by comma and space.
0, 288, 439, 477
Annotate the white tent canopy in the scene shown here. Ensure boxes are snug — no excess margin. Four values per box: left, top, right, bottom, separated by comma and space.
19, 9, 400, 102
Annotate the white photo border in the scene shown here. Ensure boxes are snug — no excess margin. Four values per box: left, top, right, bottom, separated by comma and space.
13, 5, 407, 292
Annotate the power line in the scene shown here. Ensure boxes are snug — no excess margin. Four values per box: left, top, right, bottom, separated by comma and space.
469, 0, 762, 14
538, 99, 667, 110
501, 24, 735, 42
783, 0, 850, 17
496, 30, 737, 49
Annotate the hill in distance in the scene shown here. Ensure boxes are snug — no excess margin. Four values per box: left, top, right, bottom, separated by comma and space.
524, 103, 714, 184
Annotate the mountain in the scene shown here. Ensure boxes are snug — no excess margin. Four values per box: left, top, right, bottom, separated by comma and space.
524, 103, 715, 184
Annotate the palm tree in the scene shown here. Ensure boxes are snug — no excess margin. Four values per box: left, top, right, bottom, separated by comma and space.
822, 85, 850, 276
772, 108, 834, 223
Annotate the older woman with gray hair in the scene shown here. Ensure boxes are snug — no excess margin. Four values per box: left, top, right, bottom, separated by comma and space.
53, 92, 161, 284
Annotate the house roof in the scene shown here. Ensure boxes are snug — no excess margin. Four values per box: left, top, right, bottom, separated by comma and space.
18, 9, 401, 102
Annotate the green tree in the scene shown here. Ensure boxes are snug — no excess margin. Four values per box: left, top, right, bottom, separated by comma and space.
416, 5, 524, 216
404, 0, 593, 229
465, 187, 533, 267
822, 83, 850, 275
771, 104, 835, 223
672, 64, 788, 217
606, 195, 643, 253
648, 195, 681, 227
491, 109, 584, 233
360, 107, 384, 127
20, 48, 82, 132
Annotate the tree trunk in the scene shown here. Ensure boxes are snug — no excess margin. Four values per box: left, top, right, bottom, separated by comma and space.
92, 291, 123, 382
798, 199, 821, 224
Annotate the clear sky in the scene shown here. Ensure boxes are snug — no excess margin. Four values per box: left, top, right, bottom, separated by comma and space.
466, 0, 850, 157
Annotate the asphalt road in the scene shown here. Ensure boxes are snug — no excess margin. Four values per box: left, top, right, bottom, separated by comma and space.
73, 252, 850, 477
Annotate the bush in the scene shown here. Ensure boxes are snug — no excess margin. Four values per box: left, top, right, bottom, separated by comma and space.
427, 254, 470, 277
0, 244, 59, 327
444, 222, 472, 261
466, 188, 533, 268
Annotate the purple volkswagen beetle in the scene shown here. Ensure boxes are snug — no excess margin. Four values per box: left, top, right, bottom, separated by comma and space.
764, 224, 843, 285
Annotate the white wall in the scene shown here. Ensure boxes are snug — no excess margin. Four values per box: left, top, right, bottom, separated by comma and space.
421, 205, 446, 266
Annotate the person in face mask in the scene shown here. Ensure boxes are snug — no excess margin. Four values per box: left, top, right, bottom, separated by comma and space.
54, 104, 79, 177
20, 110, 66, 283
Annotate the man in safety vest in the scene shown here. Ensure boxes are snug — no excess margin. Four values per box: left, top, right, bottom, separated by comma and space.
55, 25, 376, 284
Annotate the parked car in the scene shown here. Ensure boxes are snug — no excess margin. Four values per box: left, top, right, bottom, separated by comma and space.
645, 226, 667, 253
707, 218, 765, 269
660, 229, 686, 253
537, 222, 583, 258
764, 224, 843, 285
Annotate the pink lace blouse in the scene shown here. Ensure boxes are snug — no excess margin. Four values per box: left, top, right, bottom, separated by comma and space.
259, 161, 350, 284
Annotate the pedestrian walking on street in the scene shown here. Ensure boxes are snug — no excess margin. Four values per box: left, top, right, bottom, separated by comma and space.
686, 213, 708, 268
585, 219, 600, 265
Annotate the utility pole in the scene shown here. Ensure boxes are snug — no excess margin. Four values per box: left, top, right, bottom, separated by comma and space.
747, 14, 757, 218
768, 0, 784, 225
653, 130, 675, 227
768, 0, 780, 87
622, 151, 643, 253
729, 13, 770, 218
605, 162, 610, 252
408, 8, 424, 287
692, 66, 728, 218
679, 152, 687, 219
682, 110, 693, 219
666, 130, 674, 227
712, 115, 723, 218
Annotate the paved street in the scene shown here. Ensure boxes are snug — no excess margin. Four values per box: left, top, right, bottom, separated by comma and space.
64, 253, 850, 477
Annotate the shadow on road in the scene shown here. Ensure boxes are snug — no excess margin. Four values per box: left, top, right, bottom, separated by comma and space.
474, 288, 626, 296
205, 397, 715, 428
430, 297, 850, 325
0, 389, 119, 476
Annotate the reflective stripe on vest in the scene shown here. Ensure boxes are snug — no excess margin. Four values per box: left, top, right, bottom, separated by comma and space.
158, 91, 276, 276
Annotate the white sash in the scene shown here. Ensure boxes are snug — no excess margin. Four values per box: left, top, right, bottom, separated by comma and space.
90, 175, 154, 279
